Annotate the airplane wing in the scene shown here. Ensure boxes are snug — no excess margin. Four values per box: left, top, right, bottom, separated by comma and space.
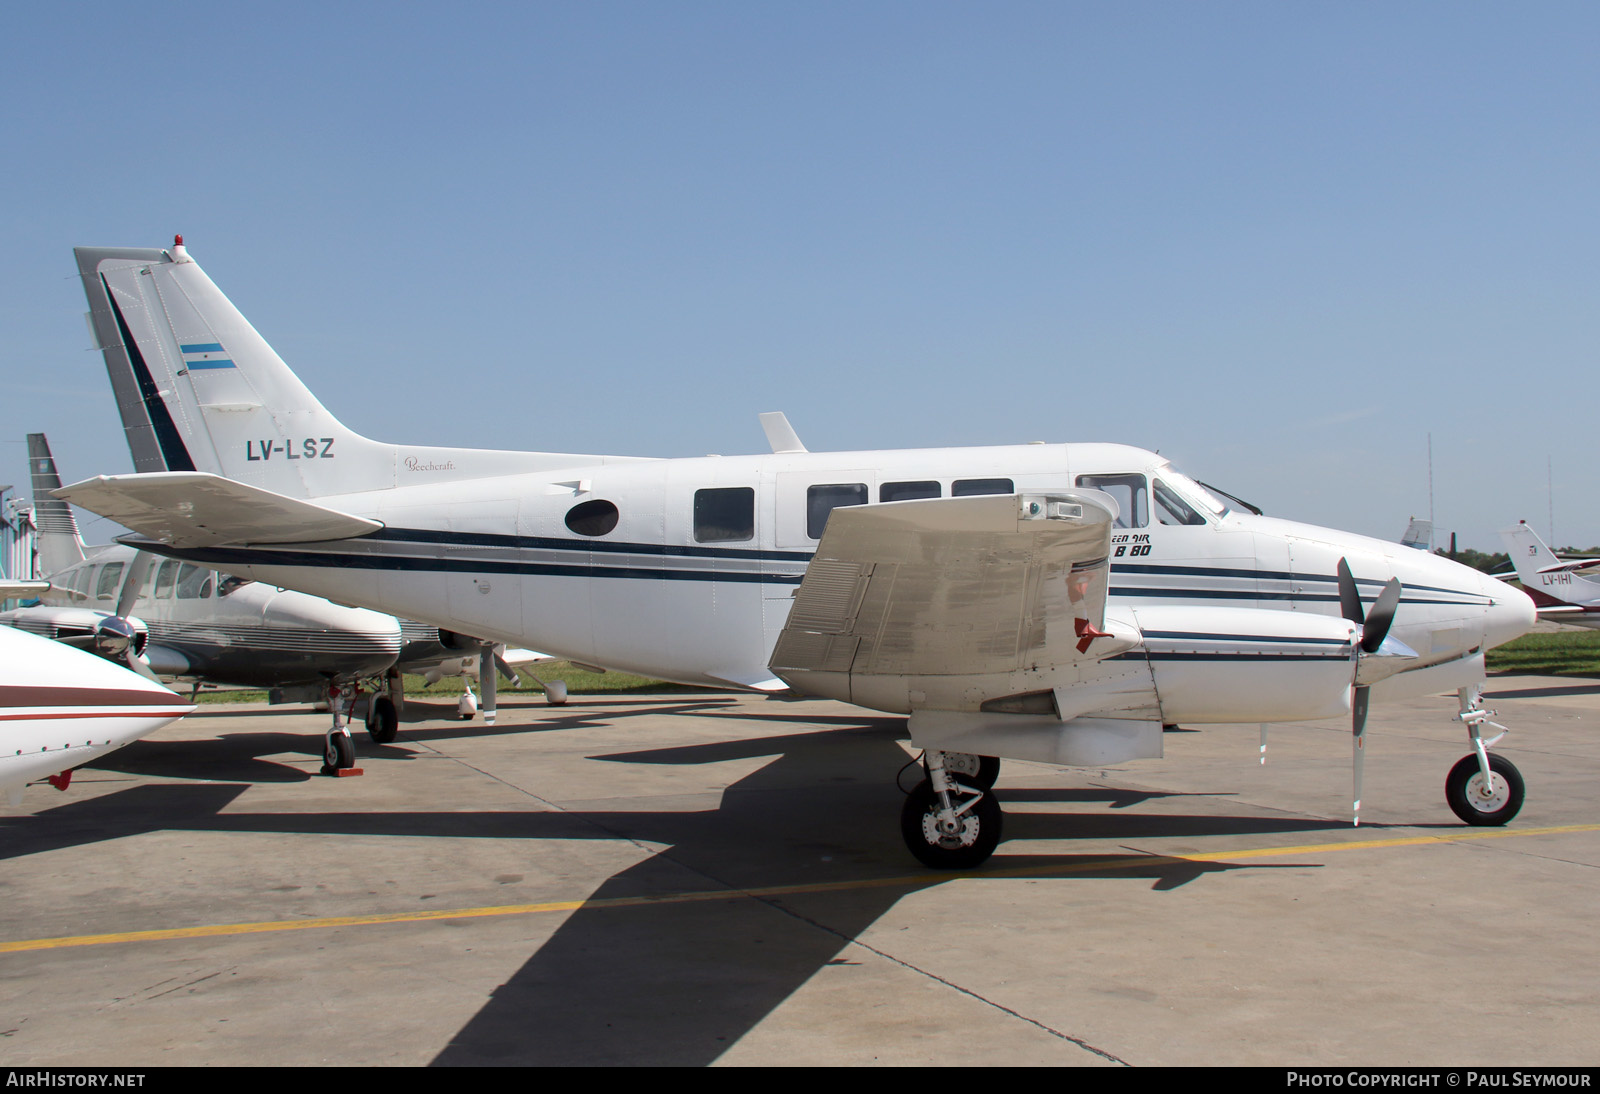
770, 491, 1131, 708
54, 472, 381, 548
0, 580, 51, 599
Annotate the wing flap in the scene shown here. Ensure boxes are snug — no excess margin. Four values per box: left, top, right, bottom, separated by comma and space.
771, 492, 1128, 706
55, 472, 381, 548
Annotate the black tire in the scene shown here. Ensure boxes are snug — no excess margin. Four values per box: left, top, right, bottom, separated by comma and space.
324, 732, 356, 771
366, 696, 398, 744
900, 779, 1002, 869
1445, 753, 1524, 826
942, 752, 1001, 790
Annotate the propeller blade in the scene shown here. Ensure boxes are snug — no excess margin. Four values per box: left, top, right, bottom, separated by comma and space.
125, 653, 161, 681
115, 552, 154, 619
1337, 558, 1364, 626
478, 647, 498, 725
493, 653, 521, 685
1361, 578, 1403, 654
1351, 685, 1369, 826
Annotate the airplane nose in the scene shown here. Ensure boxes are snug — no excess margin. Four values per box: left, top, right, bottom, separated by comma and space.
1483, 576, 1536, 651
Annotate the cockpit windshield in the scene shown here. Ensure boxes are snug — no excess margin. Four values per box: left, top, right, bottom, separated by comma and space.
1156, 467, 1229, 518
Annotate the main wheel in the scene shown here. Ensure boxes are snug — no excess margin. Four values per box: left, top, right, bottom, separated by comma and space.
324, 732, 356, 771
942, 752, 1001, 790
366, 696, 398, 744
900, 779, 1002, 869
1445, 753, 1524, 826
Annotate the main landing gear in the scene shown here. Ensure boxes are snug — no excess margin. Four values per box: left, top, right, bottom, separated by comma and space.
364, 669, 402, 744
900, 750, 1003, 869
1447, 685, 1524, 826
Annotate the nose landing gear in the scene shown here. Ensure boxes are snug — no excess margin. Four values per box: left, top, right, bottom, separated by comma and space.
1447, 685, 1523, 826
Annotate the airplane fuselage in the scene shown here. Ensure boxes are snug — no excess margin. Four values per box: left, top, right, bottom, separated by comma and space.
133, 441, 1531, 718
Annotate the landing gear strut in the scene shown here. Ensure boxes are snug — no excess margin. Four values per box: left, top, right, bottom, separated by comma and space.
900, 749, 1002, 869
1448, 684, 1523, 825
321, 683, 361, 776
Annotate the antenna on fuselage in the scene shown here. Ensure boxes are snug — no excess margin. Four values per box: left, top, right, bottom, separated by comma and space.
759, 412, 808, 454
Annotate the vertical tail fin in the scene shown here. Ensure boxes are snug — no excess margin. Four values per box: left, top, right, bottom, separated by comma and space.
27, 434, 86, 575
1499, 520, 1600, 608
76, 240, 636, 501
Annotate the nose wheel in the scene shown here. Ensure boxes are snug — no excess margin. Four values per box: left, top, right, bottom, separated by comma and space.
320, 684, 362, 776
324, 730, 356, 772
1445, 753, 1524, 825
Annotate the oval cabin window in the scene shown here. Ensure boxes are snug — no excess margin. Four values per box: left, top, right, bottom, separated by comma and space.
565, 499, 620, 537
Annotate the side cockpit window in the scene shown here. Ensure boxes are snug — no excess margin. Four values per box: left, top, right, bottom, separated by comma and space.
176, 564, 212, 599
1076, 474, 1148, 528
1153, 479, 1207, 526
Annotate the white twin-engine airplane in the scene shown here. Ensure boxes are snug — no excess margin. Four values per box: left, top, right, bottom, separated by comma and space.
1499, 521, 1600, 627
57, 239, 1535, 867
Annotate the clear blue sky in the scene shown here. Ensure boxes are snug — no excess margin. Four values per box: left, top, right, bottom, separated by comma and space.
4, 2, 1596, 552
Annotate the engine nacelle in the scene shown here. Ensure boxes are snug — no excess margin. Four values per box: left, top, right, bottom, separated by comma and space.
1128, 604, 1358, 724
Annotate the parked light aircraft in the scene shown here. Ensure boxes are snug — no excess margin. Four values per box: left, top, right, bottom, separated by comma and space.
57, 239, 1536, 866
1499, 521, 1600, 627
4, 433, 400, 770
0, 623, 192, 803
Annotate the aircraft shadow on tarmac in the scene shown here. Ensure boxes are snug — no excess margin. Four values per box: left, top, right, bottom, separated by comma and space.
11, 705, 1335, 1065
1484, 682, 1600, 699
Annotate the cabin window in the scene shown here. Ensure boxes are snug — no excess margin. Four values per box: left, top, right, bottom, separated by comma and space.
1076, 474, 1149, 528
1153, 479, 1207, 526
155, 560, 180, 599
694, 487, 755, 543
176, 564, 212, 599
565, 499, 620, 537
807, 483, 868, 539
68, 566, 93, 598
95, 563, 124, 601
880, 480, 940, 503
952, 477, 1014, 497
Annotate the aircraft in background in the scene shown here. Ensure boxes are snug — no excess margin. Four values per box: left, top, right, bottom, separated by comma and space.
11, 436, 561, 749
58, 239, 1535, 866
1499, 520, 1600, 627
1400, 517, 1433, 551
0, 623, 192, 804
4, 433, 401, 771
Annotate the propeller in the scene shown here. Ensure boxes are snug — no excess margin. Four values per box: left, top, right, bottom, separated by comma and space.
1336, 558, 1416, 826
111, 552, 159, 680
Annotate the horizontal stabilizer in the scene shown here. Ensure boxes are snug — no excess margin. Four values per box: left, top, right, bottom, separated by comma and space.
55, 472, 382, 548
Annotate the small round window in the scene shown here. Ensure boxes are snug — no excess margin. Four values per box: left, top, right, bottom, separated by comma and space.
565, 499, 620, 537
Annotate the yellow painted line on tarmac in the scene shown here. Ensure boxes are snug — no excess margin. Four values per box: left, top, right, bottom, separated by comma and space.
3, 822, 1596, 956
